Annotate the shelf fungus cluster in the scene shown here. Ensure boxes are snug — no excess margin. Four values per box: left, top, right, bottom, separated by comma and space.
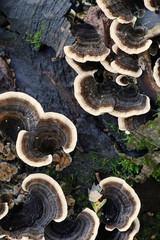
0, 173, 68, 239
97, 218, 140, 240
0, 173, 100, 240
44, 208, 100, 240
99, 177, 141, 232
63, 0, 160, 134
0, 91, 77, 167
89, 176, 141, 239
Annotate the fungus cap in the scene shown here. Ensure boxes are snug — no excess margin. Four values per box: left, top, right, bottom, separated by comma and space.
120, 217, 140, 240
40, 112, 77, 154
153, 58, 160, 88
0, 91, 44, 141
44, 208, 99, 240
111, 44, 142, 77
110, 19, 152, 55
22, 173, 68, 222
0, 203, 9, 220
96, 0, 136, 23
144, 0, 160, 11
16, 130, 53, 167
115, 75, 135, 86
65, 56, 99, 75
64, 23, 110, 63
97, 217, 140, 240
16, 112, 77, 167
110, 84, 151, 118
110, 51, 143, 78
0, 174, 68, 240
74, 73, 115, 116
99, 176, 141, 231
100, 54, 118, 74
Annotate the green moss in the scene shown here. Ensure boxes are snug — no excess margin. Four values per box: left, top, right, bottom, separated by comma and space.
151, 165, 160, 182
89, 152, 142, 182
143, 155, 152, 166
124, 134, 157, 151
24, 23, 46, 50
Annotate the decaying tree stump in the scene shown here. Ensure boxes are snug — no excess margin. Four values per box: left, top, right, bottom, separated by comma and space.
0, 0, 74, 57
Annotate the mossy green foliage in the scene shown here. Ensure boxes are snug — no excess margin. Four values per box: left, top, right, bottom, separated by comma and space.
138, 212, 160, 240
122, 133, 159, 151
152, 165, 160, 182
24, 23, 46, 50
103, 119, 124, 135
90, 152, 142, 182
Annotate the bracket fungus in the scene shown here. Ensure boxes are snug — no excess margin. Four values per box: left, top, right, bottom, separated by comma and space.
65, 56, 100, 75
74, 73, 116, 116
64, 23, 110, 63
116, 217, 140, 240
16, 112, 77, 167
0, 91, 44, 141
44, 208, 99, 240
110, 84, 150, 118
96, 0, 136, 23
118, 110, 155, 134
110, 48, 143, 77
110, 19, 152, 54
115, 75, 135, 86
153, 57, 160, 87
99, 176, 141, 232
144, 0, 160, 11
74, 73, 150, 118
0, 173, 68, 239
97, 217, 140, 240
0, 203, 8, 220
100, 54, 118, 73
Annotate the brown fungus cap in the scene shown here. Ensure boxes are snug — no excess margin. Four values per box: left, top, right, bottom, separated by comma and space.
99, 177, 141, 232
100, 53, 118, 73
0, 174, 67, 240
16, 112, 77, 167
0, 91, 44, 141
22, 173, 68, 222
115, 75, 135, 86
74, 73, 116, 116
64, 23, 110, 63
116, 218, 140, 240
110, 48, 143, 77
65, 56, 100, 75
97, 217, 140, 240
118, 110, 154, 133
44, 208, 99, 240
110, 84, 150, 118
153, 57, 160, 88
0, 203, 8, 220
144, 0, 160, 11
110, 19, 152, 54
96, 0, 136, 23
16, 130, 52, 167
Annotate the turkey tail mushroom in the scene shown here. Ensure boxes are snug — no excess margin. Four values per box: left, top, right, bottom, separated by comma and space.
44, 208, 99, 240
16, 112, 77, 167
0, 173, 68, 239
0, 91, 44, 141
99, 176, 141, 232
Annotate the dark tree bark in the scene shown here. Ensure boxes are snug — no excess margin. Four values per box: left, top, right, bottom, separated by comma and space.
0, 0, 74, 57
